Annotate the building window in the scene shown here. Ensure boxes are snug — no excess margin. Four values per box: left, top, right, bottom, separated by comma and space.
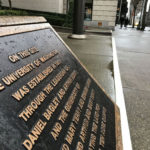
85, 0, 93, 20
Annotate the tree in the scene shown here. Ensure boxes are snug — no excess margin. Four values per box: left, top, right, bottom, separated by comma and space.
8, 0, 12, 9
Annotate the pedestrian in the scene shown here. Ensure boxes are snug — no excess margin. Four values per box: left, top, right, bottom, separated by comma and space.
124, 18, 129, 28
120, 15, 125, 28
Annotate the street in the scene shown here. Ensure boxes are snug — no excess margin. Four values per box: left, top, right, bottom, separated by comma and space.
114, 27, 150, 150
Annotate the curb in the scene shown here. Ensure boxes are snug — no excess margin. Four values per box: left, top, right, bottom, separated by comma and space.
52, 25, 72, 33
85, 30, 112, 36
52, 25, 112, 36
112, 37, 133, 150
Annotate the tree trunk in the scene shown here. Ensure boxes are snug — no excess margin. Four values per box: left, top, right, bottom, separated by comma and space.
8, 0, 12, 9
141, 0, 148, 30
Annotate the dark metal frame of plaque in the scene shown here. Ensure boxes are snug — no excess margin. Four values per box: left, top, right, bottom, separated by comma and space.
0, 17, 122, 150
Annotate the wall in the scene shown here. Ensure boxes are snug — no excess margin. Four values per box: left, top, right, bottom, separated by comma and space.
1, 0, 64, 14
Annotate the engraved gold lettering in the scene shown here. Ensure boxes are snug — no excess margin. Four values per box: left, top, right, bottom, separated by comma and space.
101, 122, 106, 136
33, 59, 40, 67
65, 122, 76, 145
99, 108, 107, 148
43, 83, 53, 94
79, 92, 93, 143
90, 89, 95, 100
9, 54, 20, 63
85, 109, 91, 121
12, 85, 30, 101
23, 119, 47, 150
43, 97, 60, 121
31, 126, 41, 138
53, 60, 61, 69
39, 50, 58, 63
92, 122, 98, 134
51, 67, 68, 87
93, 104, 100, 124
86, 78, 91, 88
23, 140, 32, 150
63, 78, 72, 91
19, 108, 32, 121
28, 134, 37, 146
43, 109, 52, 121
99, 135, 105, 147
51, 122, 62, 141
65, 83, 80, 112
64, 66, 70, 71
27, 66, 54, 90
58, 110, 68, 124
72, 107, 81, 124
79, 118, 89, 143
81, 78, 91, 100
78, 98, 85, 109
62, 144, 70, 150
27, 105, 34, 115
19, 92, 46, 121
89, 133, 96, 149
57, 88, 66, 100
76, 141, 83, 150
102, 107, 107, 123
29, 47, 39, 54
70, 70, 77, 80
96, 104, 100, 111
0, 83, 5, 91
17, 50, 31, 59
2, 63, 35, 86
37, 119, 47, 130
63, 70, 76, 91
2, 73, 17, 85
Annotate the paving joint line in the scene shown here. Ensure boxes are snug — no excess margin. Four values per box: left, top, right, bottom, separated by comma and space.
123, 87, 150, 92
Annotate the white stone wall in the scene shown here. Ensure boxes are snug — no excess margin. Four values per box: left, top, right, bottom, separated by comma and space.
1, 0, 64, 14
85, 0, 118, 28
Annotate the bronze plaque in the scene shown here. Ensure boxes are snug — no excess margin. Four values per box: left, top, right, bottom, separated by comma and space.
0, 19, 121, 150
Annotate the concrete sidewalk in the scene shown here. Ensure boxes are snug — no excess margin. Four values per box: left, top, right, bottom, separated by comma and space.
57, 31, 115, 101
113, 27, 150, 150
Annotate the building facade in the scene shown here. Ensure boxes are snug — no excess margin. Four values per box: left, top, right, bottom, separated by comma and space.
1, 0, 118, 29
84, 0, 118, 29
